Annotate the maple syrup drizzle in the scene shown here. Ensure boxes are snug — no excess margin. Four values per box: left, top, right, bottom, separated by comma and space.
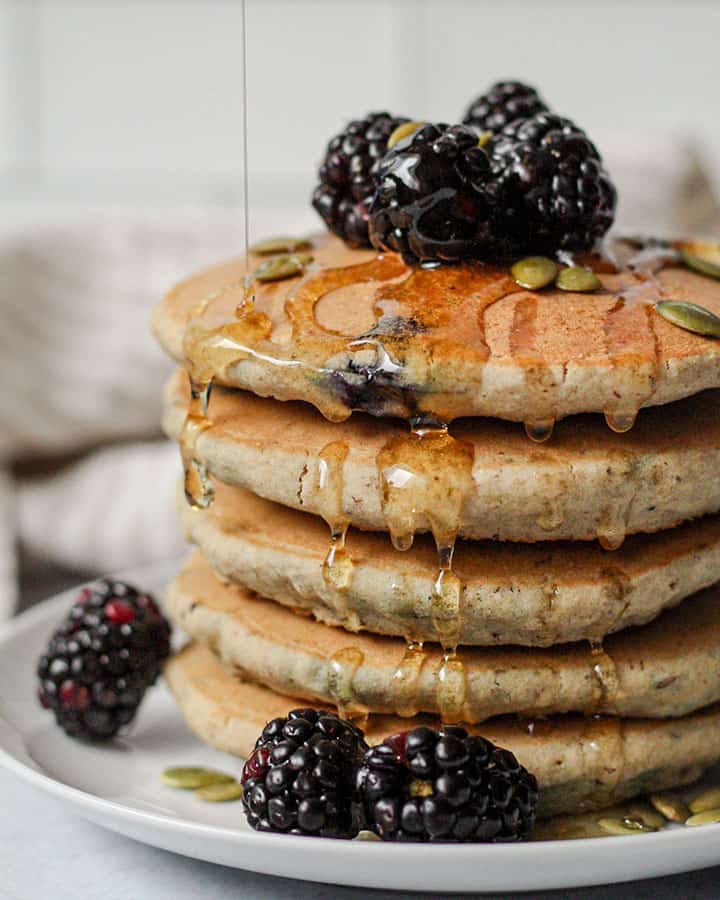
509, 294, 557, 443
582, 716, 626, 809
598, 566, 633, 635
176, 232, 691, 491
588, 639, 620, 712
311, 441, 358, 625
180, 378, 215, 509
436, 650, 468, 723
376, 424, 474, 722
599, 237, 676, 432
596, 462, 637, 551
392, 641, 426, 718
327, 647, 367, 721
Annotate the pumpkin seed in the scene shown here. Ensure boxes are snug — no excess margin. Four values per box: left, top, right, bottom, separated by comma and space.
678, 240, 720, 280
597, 816, 656, 836
655, 300, 720, 338
689, 788, 720, 814
511, 256, 558, 290
250, 236, 312, 256
387, 121, 425, 149
625, 803, 666, 830
685, 808, 720, 828
254, 252, 313, 283
649, 792, 690, 823
161, 766, 235, 790
410, 780, 434, 798
356, 830, 381, 841
195, 780, 244, 802
477, 131, 493, 149
555, 267, 602, 293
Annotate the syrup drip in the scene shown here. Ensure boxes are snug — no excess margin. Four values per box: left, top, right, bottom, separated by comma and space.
598, 531, 627, 552
601, 275, 662, 430
377, 425, 474, 722
597, 486, 635, 551
588, 639, 620, 712
180, 378, 215, 509
327, 647, 367, 721
582, 716, 626, 809
436, 650, 467, 723
524, 418, 555, 443
604, 411, 638, 434
510, 294, 557, 438
431, 543, 463, 649
377, 427, 474, 557
540, 580, 560, 617
392, 641, 426, 718
599, 566, 633, 636
178, 281, 273, 508
313, 442, 357, 627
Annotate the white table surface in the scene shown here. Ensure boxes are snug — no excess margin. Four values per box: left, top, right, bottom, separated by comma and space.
2, 767, 720, 900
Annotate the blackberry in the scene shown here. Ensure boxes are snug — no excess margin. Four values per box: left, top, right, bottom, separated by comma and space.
241, 708, 369, 838
462, 81, 548, 134
353, 726, 538, 842
312, 112, 409, 247
37, 580, 171, 742
488, 112, 617, 254
368, 123, 504, 265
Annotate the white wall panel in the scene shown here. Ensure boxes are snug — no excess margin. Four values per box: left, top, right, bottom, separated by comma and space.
38, 2, 245, 176
0, 0, 718, 224
423, 1, 720, 142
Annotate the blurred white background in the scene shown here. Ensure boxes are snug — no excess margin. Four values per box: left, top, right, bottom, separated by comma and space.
1, 0, 719, 231
1, 0, 719, 616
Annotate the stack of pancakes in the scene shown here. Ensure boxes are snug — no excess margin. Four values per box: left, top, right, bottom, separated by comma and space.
152, 233, 720, 819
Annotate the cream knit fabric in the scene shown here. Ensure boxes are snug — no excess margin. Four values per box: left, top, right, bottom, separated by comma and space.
0, 214, 251, 619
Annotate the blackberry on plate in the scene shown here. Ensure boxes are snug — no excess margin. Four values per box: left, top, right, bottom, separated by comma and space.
368, 122, 504, 265
488, 111, 617, 254
462, 80, 549, 135
312, 111, 409, 247
354, 725, 538, 842
241, 707, 369, 838
37, 580, 171, 742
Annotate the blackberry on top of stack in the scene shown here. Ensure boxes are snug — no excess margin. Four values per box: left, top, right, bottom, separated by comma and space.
152, 80, 720, 842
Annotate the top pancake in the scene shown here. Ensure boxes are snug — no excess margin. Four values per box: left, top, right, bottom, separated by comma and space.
152, 232, 720, 424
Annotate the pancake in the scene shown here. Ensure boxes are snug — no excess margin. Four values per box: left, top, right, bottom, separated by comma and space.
164, 369, 720, 544
164, 554, 720, 722
165, 642, 720, 818
181, 480, 720, 647
152, 232, 720, 425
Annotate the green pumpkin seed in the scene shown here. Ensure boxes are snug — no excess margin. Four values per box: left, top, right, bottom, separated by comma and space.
409, 780, 434, 798
685, 808, 720, 828
555, 267, 602, 293
511, 256, 558, 291
689, 788, 720, 814
161, 767, 235, 790
625, 803, 666, 830
254, 252, 313, 283
250, 236, 312, 256
387, 121, 425, 149
597, 816, 656, 836
649, 792, 690, 823
678, 240, 720, 280
655, 300, 720, 338
195, 780, 244, 802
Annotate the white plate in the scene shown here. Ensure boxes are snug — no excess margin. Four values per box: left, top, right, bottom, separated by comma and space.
2, 563, 720, 893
